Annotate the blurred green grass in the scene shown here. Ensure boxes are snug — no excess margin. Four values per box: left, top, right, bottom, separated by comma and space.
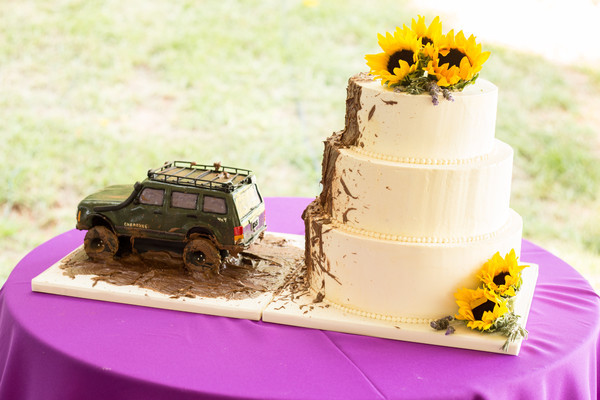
1, 0, 599, 289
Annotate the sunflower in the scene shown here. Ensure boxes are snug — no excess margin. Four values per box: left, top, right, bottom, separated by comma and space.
454, 287, 509, 331
407, 15, 442, 47
365, 28, 421, 86
477, 249, 528, 297
425, 29, 490, 87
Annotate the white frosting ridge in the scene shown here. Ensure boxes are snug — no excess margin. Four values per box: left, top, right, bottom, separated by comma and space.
329, 219, 497, 244
351, 146, 489, 165
309, 286, 433, 324
354, 77, 498, 161
330, 139, 514, 239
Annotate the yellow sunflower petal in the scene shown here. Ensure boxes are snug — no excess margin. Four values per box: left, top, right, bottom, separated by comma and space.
426, 28, 489, 88
366, 26, 421, 86
409, 15, 443, 46
454, 287, 508, 331
365, 52, 390, 72
477, 249, 529, 297
459, 56, 471, 79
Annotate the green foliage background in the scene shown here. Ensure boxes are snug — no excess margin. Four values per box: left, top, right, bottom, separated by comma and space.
1, 0, 599, 289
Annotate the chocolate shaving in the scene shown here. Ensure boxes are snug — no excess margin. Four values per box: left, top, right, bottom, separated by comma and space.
342, 207, 356, 223
302, 201, 341, 286
340, 75, 367, 147
339, 177, 358, 199
313, 292, 324, 303
318, 135, 342, 214
368, 105, 376, 121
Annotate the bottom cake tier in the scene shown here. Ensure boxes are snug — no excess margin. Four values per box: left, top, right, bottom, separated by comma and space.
303, 200, 523, 322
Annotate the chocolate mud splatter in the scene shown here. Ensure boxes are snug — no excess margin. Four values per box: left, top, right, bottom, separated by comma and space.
59, 234, 304, 300
268, 260, 329, 315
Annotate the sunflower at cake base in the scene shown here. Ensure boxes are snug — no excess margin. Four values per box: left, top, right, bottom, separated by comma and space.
454, 287, 509, 331
365, 15, 490, 104
431, 250, 530, 352
478, 249, 528, 298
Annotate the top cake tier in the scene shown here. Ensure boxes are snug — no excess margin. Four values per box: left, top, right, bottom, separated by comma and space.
341, 74, 498, 163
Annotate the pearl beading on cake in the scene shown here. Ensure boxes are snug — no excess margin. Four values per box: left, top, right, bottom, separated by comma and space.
332, 219, 497, 244
309, 288, 434, 324
351, 147, 489, 165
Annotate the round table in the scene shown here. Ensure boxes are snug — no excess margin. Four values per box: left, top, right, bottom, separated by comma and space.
1, 197, 599, 400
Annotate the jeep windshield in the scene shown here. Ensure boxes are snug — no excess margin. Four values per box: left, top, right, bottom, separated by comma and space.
234, 184, 261, 219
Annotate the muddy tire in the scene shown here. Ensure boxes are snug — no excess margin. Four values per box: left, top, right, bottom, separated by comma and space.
184, 239, 221, 276
84, 226, 119, 260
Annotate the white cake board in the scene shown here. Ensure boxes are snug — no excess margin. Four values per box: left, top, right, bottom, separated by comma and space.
30, 232, 307, 321
32, 233, 537, 355
263, 262, 538, 355
31, 253, 274, 320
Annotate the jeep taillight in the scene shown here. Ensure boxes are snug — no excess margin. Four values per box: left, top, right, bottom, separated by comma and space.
234, 226, 244, 243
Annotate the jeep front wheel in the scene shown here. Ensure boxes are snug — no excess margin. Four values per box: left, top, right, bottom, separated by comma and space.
84, 226, 119, 260
184, 239, 221, 277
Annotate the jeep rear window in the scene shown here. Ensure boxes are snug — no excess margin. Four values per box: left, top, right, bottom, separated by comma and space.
139, 188, 164, 206
234, 184, 261, 219
172, 192, 198, 210
203, 196, 227, 214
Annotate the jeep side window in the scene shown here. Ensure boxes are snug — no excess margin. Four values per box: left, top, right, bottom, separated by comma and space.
172, 192, 198, 210
203, 195, 227, 214
139, 188, 164, 206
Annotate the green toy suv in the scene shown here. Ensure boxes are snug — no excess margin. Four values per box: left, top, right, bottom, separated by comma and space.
76, 161, 267, 274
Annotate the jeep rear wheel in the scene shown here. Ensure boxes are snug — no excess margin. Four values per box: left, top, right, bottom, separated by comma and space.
184, 239, 221, 277
84, 226, 119, 260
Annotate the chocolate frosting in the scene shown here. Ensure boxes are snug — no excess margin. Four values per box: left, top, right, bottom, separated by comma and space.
302, 74, 373, 301
340, 73, 371, 147
319, 134, 342, 214
60, 234, 304, 300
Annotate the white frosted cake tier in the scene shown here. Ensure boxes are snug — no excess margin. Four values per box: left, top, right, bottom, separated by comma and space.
328, 139, 514, 239
350, 74, 498, 162
304, 200, 523, 321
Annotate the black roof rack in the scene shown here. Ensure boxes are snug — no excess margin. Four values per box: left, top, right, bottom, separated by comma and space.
147, 161, 253, 193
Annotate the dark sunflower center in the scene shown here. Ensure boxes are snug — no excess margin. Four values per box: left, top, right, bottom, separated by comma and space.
387, 49, 414, 74
472, 300, 496, 321
421, 37, 433, 46
439, 48, 466, 68
493, 272, 510, 286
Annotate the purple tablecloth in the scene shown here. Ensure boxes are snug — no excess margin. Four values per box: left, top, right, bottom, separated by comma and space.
1, 197, 599, 400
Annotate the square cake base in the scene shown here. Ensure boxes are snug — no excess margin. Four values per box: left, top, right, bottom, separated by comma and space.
263, 262, 538, 355
31, 249, 275, 320
32, 232, 537, 355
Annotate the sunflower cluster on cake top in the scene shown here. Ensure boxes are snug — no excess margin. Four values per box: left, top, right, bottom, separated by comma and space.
365, 16, 490, 104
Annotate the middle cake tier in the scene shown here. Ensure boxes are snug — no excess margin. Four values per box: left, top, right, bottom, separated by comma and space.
320, 135, 514, 240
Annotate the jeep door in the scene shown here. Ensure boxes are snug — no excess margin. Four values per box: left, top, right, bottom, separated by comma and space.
118, 185, 167, 239
163, 190, 200, 238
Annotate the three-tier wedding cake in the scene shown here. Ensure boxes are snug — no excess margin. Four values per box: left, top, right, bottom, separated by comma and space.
301, 16, 529, 333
